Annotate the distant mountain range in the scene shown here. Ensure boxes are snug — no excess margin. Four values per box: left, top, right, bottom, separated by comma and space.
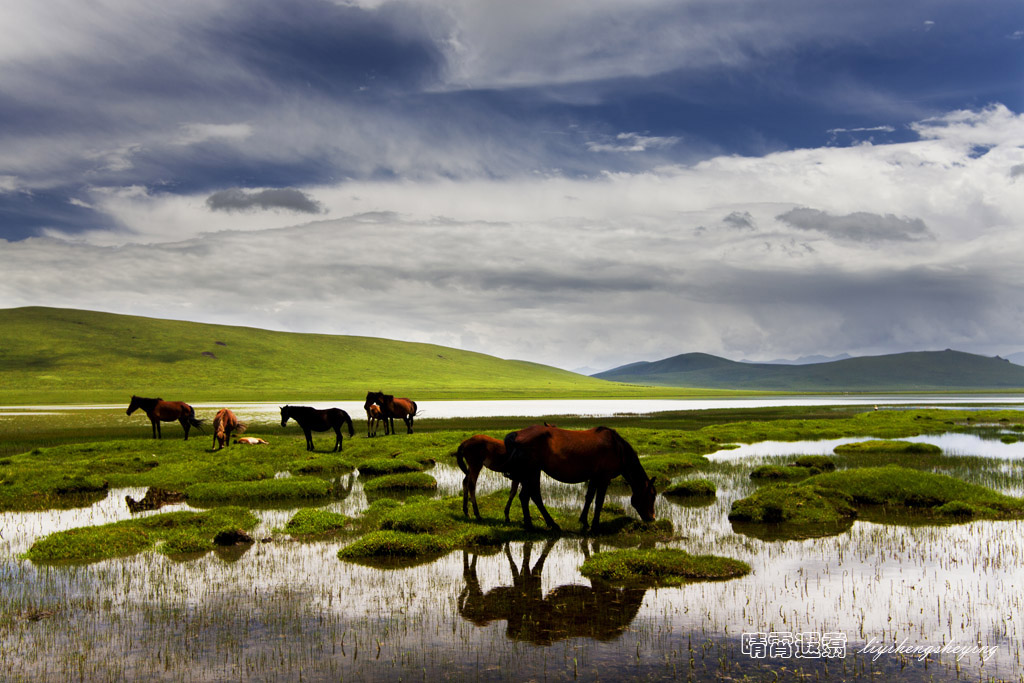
593, 350, 1024, 391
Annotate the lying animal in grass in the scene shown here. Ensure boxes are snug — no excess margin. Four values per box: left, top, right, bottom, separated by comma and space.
235, 437, 269, 445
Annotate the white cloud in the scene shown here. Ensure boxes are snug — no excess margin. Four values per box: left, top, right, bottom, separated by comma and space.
586, 132, 682, 153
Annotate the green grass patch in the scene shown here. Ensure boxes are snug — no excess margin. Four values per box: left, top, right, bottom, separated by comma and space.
357, 458, 427, 476
279, 508, 351, 537
579, 548, 750, 587
337, 530, 452, 568
184, 477, 336, 505
363, 472, 437, 494
730, 466, 1024, 539
23, 507, 257, 563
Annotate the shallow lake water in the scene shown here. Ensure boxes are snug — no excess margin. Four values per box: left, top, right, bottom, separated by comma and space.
3, 441, 1024, 681
5, 393, 1024, 422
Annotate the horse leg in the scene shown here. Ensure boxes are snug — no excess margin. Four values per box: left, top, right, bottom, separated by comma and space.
304, 429, 314, 451
529, 485, 560, 531
503, 481, 519, 522
405, 415, 413, 434
180, 417, 190, 441
518, 479, 534, 529
333, 426, 343, 452
579, 480, 599, 531
591, 483, 609, 532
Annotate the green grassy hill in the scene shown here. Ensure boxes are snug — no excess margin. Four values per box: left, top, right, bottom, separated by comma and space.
594, 350, 1024, 391
0, 307, 700, 404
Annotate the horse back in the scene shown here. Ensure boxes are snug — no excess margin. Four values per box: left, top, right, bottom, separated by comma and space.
514, 425, 625, 483
459, 434, 506, 469
154, 400, 192, 421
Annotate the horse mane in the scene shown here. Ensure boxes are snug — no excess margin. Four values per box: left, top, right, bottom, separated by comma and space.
598, 426, 648, 487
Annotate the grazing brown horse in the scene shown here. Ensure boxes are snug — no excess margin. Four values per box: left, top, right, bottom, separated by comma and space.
455, 434, 520, 521
503, 425, 657, 531
366, 390, 417, 434
280, 405, 354, 452
212, 408, 245, 450
126, 396, 203, 440
365, 403, 387, 437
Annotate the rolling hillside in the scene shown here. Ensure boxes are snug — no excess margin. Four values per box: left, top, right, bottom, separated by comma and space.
594, 350, 1024, 391
0, 307, 650, 404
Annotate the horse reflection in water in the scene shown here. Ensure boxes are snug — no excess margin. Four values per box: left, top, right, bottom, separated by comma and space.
458, 539, 646, 645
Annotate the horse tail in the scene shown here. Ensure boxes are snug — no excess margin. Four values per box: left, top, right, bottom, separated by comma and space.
454, 444, 469, 475
344, 412, 355, 437
501, 431, 524, 479
410, 400, 418, 417
188, 406, 205, 433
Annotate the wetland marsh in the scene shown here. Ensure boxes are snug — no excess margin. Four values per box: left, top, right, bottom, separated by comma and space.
2, 404, 1024, 681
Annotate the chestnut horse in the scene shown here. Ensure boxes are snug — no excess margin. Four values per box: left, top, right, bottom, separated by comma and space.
126, 396, 203, 440
365, 390, 417, 434
503, 425, 657, 532
365, 403, 387, 437
455, 434, 520, 521
280, 405, 354, 452
212, 408, 245, 450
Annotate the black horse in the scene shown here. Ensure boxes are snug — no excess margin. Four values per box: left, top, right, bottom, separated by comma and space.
280, 406, 355, 452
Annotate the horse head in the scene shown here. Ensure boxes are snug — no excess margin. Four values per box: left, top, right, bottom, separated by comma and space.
363, 391, 381, 411
279, 406, 290, 428
630, 476, 658, 522
126, 395, 140, 415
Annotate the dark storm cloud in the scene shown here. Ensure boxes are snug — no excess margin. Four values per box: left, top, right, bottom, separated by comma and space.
206, 188, 325, 214
723, 211, 756, 230
776, 208, 932, 243
0, 188, 117, 241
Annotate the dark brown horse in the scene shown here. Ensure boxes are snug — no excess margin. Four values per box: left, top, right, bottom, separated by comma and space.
365, 390, 417, 434
212, 408, 245, 450
503, 425, 657, 531
126, 396, 204, 440
455, 434, 520, 521
280, 405, 354, 452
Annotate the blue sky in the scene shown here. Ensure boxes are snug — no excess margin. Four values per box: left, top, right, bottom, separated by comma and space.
1, 0, 1022, 371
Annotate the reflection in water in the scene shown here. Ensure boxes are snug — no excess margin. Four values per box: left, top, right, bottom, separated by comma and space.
458, 540, 645, 645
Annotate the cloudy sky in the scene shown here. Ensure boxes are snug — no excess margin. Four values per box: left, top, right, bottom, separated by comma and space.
1, 0, 1022, 372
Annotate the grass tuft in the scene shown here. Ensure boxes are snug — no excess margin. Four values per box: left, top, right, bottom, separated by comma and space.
580, 548, 750, 587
